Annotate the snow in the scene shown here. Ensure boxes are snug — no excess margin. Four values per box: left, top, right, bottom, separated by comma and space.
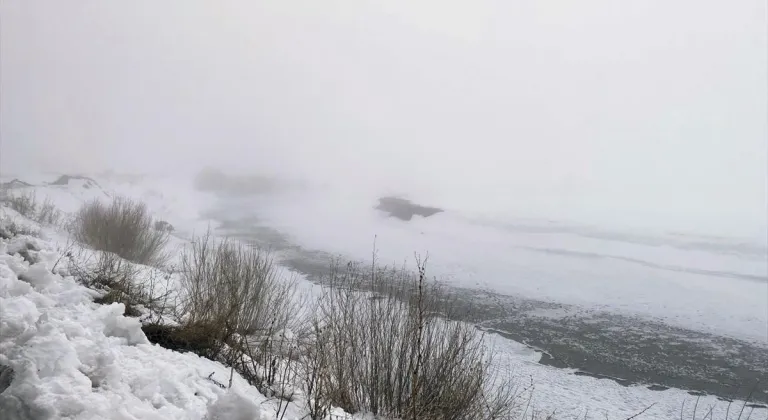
2, 236, 209, 418
204, 392, 262, 420
0, 206, 339, 420
1, 173, 766, 420
485, 333, 767, 420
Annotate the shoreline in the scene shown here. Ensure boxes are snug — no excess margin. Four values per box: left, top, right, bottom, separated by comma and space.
207, 207, 768, 406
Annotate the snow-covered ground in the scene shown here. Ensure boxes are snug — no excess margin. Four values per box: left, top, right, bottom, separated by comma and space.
1, 173, 766, 419
0, 210, 350, 419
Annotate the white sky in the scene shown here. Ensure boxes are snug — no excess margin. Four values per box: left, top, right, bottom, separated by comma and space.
1, 0, 766, 236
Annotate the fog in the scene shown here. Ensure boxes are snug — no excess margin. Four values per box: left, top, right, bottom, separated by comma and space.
1, 0, 766, 237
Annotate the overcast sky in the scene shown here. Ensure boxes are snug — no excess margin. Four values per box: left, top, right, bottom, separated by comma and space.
1, 0, 766, 236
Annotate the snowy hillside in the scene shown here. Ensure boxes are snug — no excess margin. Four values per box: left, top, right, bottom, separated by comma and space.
0, 180, 353, 419
0, 212, 353, 419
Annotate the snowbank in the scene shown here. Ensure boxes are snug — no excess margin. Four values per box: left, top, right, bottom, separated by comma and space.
1, 238, 250, 418
0, 209, 342, 420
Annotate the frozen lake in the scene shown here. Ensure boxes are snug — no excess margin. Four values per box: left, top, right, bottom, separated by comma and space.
206, 185, 768, 344
191, 181, 767, 408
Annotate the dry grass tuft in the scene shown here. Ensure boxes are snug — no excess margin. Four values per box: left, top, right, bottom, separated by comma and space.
72, 197, 169, 267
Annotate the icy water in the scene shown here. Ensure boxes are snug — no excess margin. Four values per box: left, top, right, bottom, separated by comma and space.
198, 189, 768, 407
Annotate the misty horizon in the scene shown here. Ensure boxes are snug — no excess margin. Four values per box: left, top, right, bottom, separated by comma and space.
1, 0, 766, 238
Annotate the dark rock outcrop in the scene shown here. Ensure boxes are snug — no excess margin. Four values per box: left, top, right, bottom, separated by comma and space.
50, 175, 100, 189
375, 197, 443, 221
154, 220, 175, 232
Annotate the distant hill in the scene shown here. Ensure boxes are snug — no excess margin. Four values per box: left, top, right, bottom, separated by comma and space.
0, 179, 33, 190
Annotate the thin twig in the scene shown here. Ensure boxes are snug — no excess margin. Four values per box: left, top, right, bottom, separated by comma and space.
626, 403, 657, 420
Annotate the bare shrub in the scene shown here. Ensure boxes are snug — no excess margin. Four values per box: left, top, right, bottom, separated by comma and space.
226, 331, 303, 417
68, 249, 174, 319
72, 197, 169, 267
3, 191, 37, 218
177, 231, 300, 364
68, 250, 130, 290
307, 256, 517, 420
1, 191, 62, 226
303, 320, 333, 420
36, 198, 62, 226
